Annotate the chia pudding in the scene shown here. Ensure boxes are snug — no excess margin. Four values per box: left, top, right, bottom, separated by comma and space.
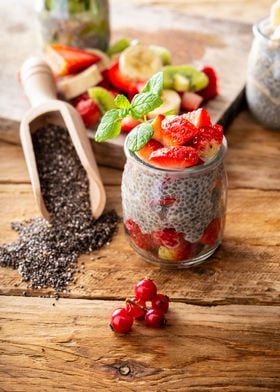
122, 137, 227, 268
246, 17, 280, 130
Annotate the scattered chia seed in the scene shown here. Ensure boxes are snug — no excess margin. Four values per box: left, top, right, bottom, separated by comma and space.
0, 123, 118, 293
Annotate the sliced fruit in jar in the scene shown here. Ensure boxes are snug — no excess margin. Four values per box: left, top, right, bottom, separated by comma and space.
121, 117, 142, 133
46, 44, 101, 77
75, 99, 101, 128
190, 124, 223, 161
107, 62, 139, 96
88, 86, 116, 113
158, 240, 192, 261
136, 139, 163, 161
149, 45, 172, 66
125, 219, 153, 251
147, 90, 181, 119
161, 115, 199, 146
181, 91, 203, 111
119, 44, 162, 81
152, 228, 184, 248
162, 65, 209, 91
200, 218, 222, 245
183, 108, 212, 128
149, 146, 199, 169
57, 64, 102, 100
198, 66, 218, 101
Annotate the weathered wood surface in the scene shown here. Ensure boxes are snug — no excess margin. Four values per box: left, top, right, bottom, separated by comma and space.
1, 296, 279, 392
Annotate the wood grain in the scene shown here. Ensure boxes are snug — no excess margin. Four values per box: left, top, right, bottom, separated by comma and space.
0, 296, 279, 392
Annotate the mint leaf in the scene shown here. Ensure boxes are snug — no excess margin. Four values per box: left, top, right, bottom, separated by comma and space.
126, 122, 154, 152
114, 94, 131, 109
131, 93, 162, 118
142, 72, 163, 95
95, 110, 122, 142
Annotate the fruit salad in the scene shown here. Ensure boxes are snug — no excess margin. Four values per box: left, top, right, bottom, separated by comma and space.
93, 72, 227, 267
45, 39, 219, 129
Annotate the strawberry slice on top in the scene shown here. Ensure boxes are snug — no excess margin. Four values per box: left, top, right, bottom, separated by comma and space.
160, 115, 199, 146
190, 124, 223, 161
149, 146, 199, 169
183, 108, 212, 128
136, 139, 163, 162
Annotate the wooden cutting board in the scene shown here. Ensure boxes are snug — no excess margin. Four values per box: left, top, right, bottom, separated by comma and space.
0, 0, 252, 169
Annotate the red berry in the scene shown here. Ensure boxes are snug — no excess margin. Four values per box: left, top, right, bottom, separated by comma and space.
200, 218, 222, 245
107, 62, 139, 96
149, 146, 199, 169
110, 308, 133, 334
161, 115, 199, 146
198, 66, 218, 102
136, 139, 163, 163
75, 98, 101, 128
152, 294, 170, 313
125, 219, 154, 251
152, 228, 183, 248
126, 297, 146, 319
135, 279, 157, 301
180, 91, 203, 112
145, 308, 166, 328
183, 108, 212, 128
190, 124, 223, 161
121, 117, 142, 133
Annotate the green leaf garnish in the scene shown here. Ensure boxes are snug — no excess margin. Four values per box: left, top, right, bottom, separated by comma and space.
131, 93, 162, 118
142, 72, 163, 95
126, 122, 154, 152
114, 94, 131, 109
95, 110, 122, 142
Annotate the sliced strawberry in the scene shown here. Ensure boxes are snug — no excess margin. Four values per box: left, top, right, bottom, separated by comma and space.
151, 114, 165, 143
152, 228, 184, 248
136, 139, 163, 162
198, 66, 218, 102
71, 92, 90, 107
161, 115, 199, 146
46, 44, 101, 77
107, 62, 139, 96
125, 219, 153, 251
74, 98, 101, 128
200, 218, 222, 245
149, 146, 199, 169
121, 117, 142, 133
190, 124, 223, 161
150, 196, 177, 207
181, 91, 203, 112
183, 108, 212, 128
158, 240, 192, 261
125, 219, 141, 235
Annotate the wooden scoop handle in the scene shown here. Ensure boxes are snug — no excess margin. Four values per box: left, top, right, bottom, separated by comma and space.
20, 57, 57, 107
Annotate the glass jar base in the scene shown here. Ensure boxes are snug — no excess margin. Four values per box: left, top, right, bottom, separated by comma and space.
129, 239, 221, 269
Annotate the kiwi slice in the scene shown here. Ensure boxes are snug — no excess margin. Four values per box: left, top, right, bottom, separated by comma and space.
107, 38, 131, 56
88, 87, 116, 113
163, 65, 209, 92
149, 45, 172, 65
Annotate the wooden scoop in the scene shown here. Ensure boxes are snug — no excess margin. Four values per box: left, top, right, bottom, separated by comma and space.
20, 57, 106, 222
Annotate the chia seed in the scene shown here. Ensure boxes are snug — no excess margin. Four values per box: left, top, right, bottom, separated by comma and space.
0, 123, 118, 292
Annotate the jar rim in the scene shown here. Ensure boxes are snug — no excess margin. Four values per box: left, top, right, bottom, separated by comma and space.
253, 17, 280, 44
124, 135, 227, 174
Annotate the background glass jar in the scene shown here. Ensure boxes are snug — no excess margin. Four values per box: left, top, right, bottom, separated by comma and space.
37, 0, 110, 50
122, 138, 228, 268
246, 18, 280, 130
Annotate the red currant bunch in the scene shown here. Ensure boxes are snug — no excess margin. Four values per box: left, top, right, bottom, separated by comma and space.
110, 278, 170, 334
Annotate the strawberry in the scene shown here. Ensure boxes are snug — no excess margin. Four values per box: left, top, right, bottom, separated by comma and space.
158, 240, 192, 261
198, 66, 218, 102
152, 228, 184, 248
190, 125, 223, 161
71, 92, 90, 107
121, 117, 142, 133
136, 139, 163, 162
151, 114, 165, 143
107, 62, 139, 96
183, 108, 212, 128
200, 218, 221, 245
181, 92, 203, 112
150, 196, 177, 207
46, 44, 101, 77
161, 115, 199, 146
125, 219, 153, 251
149, 146, 199, 169
74, 98, 101, 128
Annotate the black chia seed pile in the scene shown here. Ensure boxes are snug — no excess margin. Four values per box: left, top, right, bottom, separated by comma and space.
0, 123, 118, 294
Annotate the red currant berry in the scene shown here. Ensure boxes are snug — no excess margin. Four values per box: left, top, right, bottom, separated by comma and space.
151, 294, 170, 314
134, 279, 157, 301
126, 297, 146, 319
110, 308, 133, 334
145, 309, 166, 328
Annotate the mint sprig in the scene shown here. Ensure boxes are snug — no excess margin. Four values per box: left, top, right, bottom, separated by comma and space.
94, 72, 163, 150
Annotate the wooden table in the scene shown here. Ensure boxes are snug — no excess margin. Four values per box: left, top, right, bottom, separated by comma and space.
1, 1, 280, 391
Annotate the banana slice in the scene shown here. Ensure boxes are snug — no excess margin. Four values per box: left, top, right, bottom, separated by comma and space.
119, 44, 163, 81
147, 89, 181, 119
270, 0, 280, 29
57, 64, 102, 100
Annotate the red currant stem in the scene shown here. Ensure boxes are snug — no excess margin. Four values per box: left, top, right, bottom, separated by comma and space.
125, 298, 148, 312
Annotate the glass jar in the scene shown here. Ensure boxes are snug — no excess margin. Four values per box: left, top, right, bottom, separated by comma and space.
246, 18, 280, 130
37, 0, 110, 50
122, 137, 228, 268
